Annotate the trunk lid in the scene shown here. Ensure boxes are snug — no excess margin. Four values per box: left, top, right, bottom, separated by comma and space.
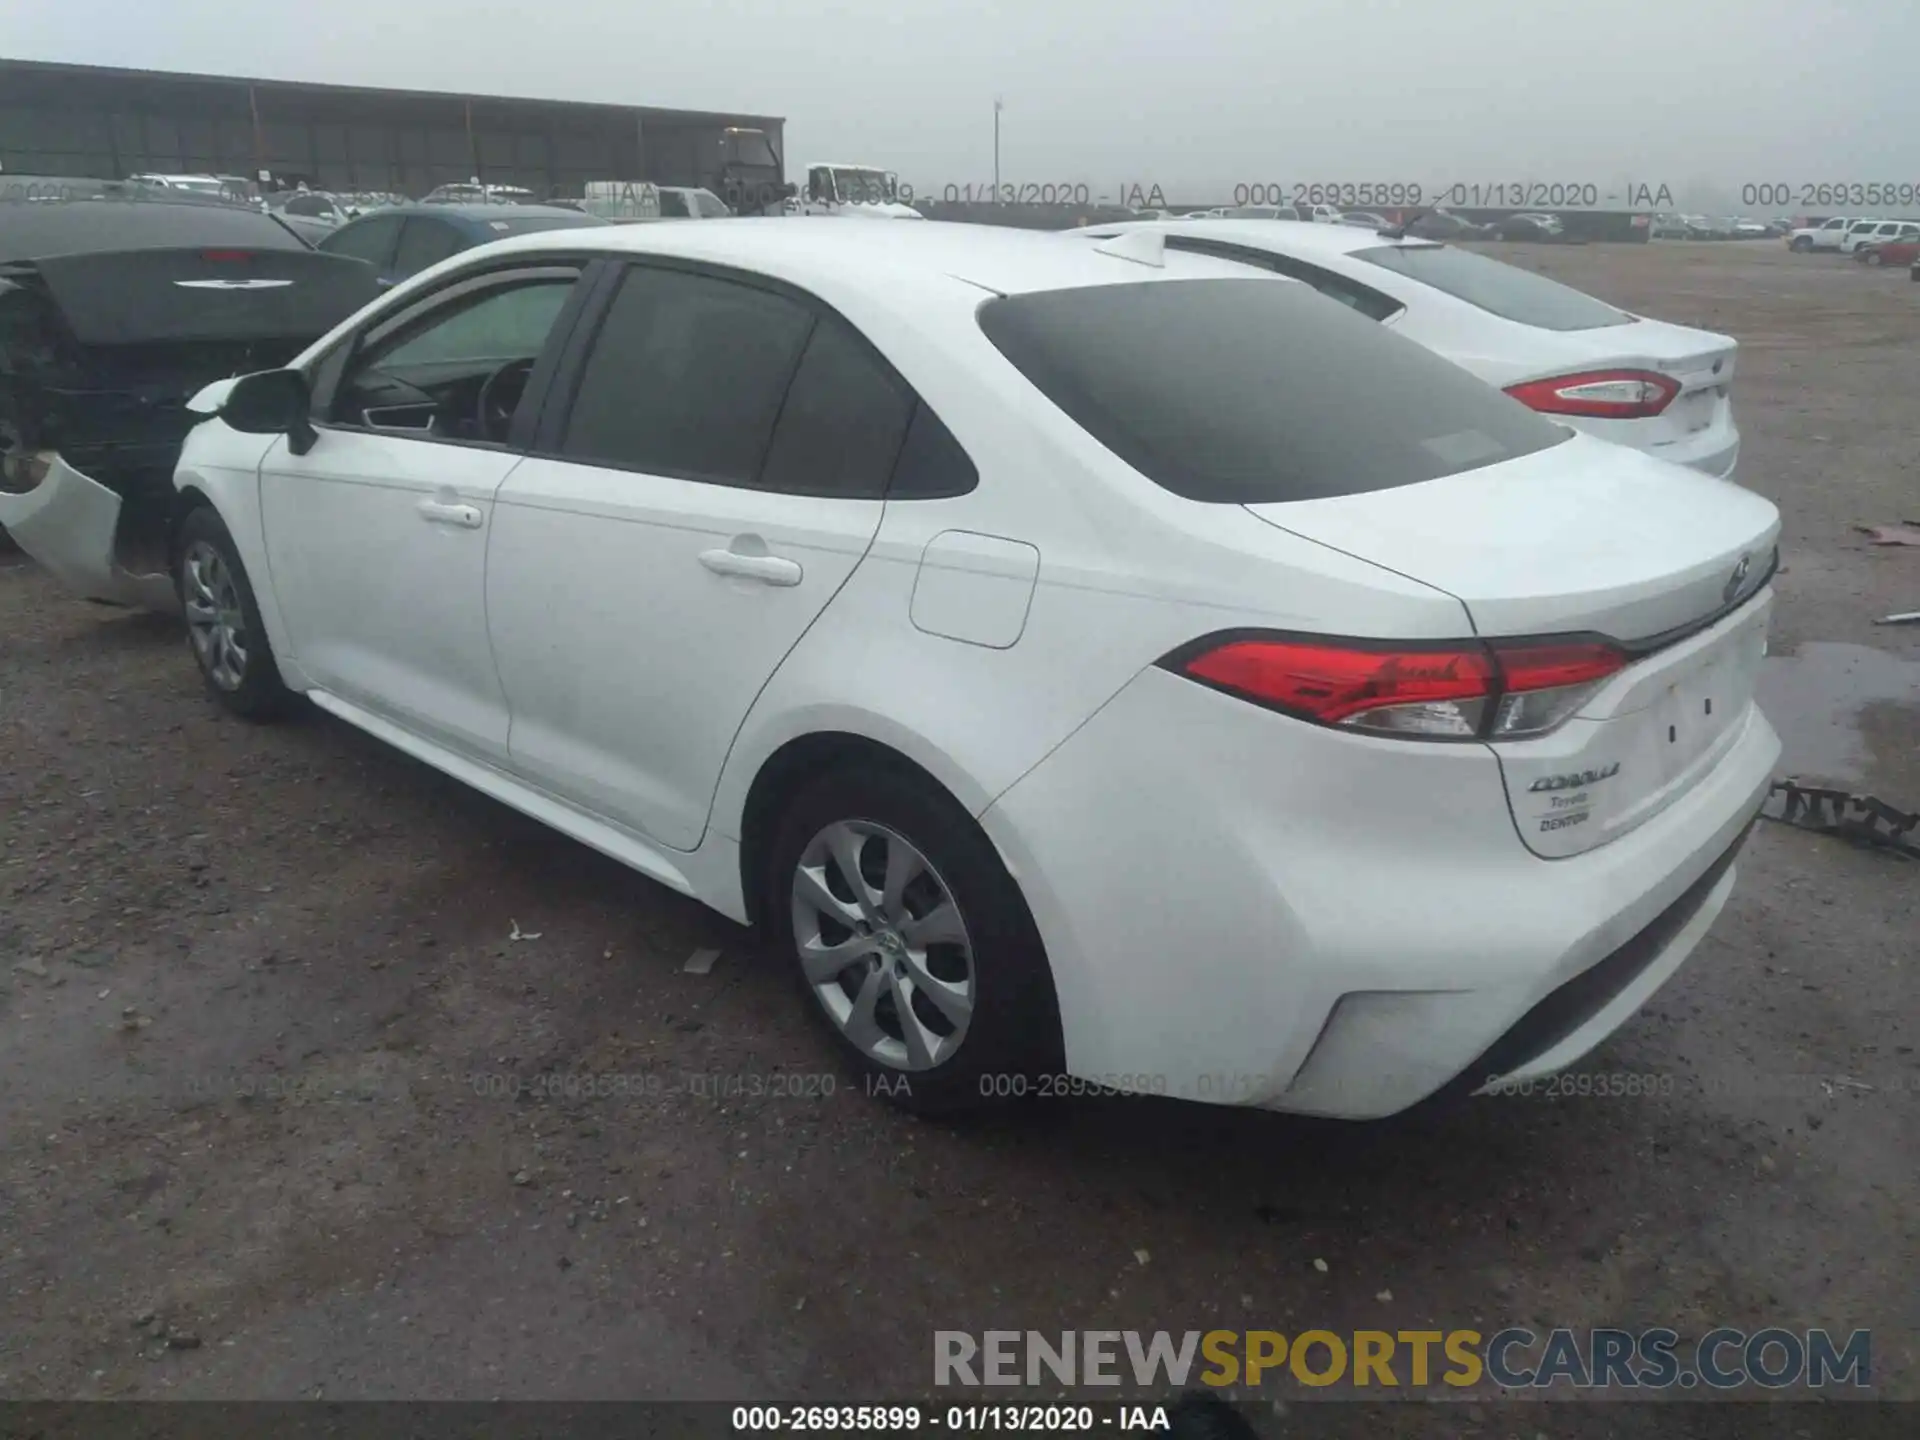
1246, 434, 1779, 855
1512, 316, 1736, 457
1245, 433, 1776, 640
21, 246, 379, 348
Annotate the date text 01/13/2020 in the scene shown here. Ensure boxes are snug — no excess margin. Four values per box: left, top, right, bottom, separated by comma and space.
730, 1405, 1172, 1432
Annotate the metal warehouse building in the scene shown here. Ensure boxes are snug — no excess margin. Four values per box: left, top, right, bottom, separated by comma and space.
0, 57, 785, 198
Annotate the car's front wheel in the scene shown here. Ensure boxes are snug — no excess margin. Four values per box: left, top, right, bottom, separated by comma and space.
1790, 236, 1812, 252
1864, 249, 1884, 266
765, 764, 1061, 1114
175, 505, 290, 720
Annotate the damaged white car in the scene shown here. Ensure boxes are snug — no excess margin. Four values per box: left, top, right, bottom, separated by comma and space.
0, 187, 380, 606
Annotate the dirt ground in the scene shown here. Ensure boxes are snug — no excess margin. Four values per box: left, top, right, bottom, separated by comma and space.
1, 240, 1915, 1411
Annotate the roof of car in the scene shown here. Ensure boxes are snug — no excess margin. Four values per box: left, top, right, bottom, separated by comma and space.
1065, 217, 1438, 258
461, 217, 1279, 297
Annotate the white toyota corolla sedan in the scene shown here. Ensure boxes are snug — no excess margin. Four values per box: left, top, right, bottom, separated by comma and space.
1069, 219, 1743, 478
169, 219, 1781, 1117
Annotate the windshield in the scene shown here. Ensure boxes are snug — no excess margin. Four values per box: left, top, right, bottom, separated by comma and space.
977, 277, 1568, 504
833, 169, 895, 204
725, 131, 780, 168
1353, 243, 1634, 331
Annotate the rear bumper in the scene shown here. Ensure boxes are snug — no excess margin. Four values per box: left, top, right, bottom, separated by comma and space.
981, 666, 1779, 1118
0, 452, 178, 611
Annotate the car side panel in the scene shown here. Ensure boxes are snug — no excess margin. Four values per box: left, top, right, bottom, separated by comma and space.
705, 350, 1475, 851
173, 415, 311, 686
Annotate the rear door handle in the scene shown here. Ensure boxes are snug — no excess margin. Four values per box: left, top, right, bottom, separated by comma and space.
418, 500, 482, 529
698, 549, 803, 586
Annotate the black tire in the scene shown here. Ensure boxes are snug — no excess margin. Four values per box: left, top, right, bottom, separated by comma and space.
1864, 250, 1884, 266
1790, 235, 1812, 252
173, 504, 291, 721
764, 763, 1062, 1115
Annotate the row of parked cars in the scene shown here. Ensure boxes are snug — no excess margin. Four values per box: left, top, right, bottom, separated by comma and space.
1783, 215, 1920, 276
1142, 204, 1568, 242
2, 190, 1772, 1116
1649, 215, 1783, 241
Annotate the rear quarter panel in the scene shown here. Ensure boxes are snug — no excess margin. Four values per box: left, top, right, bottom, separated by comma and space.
705, 289, 1475, 846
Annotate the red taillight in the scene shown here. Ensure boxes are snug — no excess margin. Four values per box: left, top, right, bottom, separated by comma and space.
1184, 640, 1494, 727
1171, 635, 1628, 740
200, 249, 253, 262
1504, 368, 1680, 420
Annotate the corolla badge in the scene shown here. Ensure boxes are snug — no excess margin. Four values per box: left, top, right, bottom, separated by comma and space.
1529, 762, 1621, 793
172, 278, 295, 290
1723, 553, 1752, 604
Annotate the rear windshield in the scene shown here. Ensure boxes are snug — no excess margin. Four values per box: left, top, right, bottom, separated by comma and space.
1352, 243, 1632, 331
0, 197, 307, 263
977, 278, 1569, 504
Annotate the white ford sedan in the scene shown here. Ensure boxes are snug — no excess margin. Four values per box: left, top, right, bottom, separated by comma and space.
171, 219, 1781, 1117
1070, 219, 1743, 478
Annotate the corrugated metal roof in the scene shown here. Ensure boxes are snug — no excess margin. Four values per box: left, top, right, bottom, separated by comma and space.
0, 56, 784, 130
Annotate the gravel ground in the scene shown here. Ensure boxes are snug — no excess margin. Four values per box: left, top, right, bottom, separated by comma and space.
1, 239, 1914, 1410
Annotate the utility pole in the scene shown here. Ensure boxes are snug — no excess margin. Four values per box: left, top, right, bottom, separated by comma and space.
993, 97, 1002, 202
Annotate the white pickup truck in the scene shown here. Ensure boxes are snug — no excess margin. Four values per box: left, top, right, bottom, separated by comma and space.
1787, 216, 1860, 252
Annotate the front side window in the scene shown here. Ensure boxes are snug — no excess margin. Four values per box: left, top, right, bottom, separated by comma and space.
978, 277, 1568, 505
328, 270, 579, 444
559, 266, 814, 484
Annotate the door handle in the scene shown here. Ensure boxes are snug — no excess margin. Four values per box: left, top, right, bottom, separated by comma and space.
418, 500, 483, 529
698, 548, 803, 586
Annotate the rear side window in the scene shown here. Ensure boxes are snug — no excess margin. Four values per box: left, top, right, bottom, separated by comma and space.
559, 265, 813, 484
758, 315, 913, 498
889, 402, 978, 498
977, 278, 1568, 505
321, 215, 402, 267
394, 218, 465, 276
1352, 244, 1632, 331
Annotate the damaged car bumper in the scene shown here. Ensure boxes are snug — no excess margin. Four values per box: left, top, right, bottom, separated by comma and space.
0, 451, 179, 612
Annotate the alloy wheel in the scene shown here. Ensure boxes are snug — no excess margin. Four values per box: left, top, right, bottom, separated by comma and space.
182, 540, 249, 691
789, 820, 975, 1071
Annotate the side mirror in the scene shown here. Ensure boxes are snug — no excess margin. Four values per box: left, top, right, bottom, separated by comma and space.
221, 369, 318, 455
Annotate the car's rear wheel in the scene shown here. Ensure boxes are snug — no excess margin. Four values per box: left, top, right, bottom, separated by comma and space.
175, 505, 290, 720
765, 764, 1061, 1114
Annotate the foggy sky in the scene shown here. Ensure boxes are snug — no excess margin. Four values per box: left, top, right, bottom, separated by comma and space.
4, 0, 1913, 199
